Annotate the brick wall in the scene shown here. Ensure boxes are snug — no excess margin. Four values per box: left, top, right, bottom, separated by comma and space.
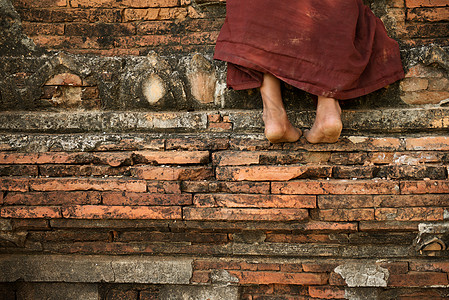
1, 0, 449, 299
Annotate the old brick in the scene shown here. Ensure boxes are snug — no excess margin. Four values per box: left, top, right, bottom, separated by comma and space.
401, 91, 449, 105
0, 178, 29, 192
333, 165, 374, 179
30, 178, 147, 192
375, 207, 443, 221
375, 165, 446, 180
183, 207, 308, 221
317, 209, 375, 221
400, 180, 449, 194
193, 194, 316, 208
374, 194, 449, 207
147, 181, 181, 193
272, 179, 399, 195
4, 191, 101, 205
216, 165, 332, 181
308, 286, 345, 299
318, 195, 375, 209
182, 181, 270, 194
61, 205, 182, 219
399, 77, 429, 91
132, 150, 209, 164
409, 261, 449, 272
388, 272, 449, 287
359, 221, 420, 232
131, 166, 213, 180
229, 270, 328, 285
102, 192, 192, 206
1, 206, 62, 218
406, 137, 449, 151
166, 136, 229, 151
266, 233, 331, 244
0, 165, 38, 177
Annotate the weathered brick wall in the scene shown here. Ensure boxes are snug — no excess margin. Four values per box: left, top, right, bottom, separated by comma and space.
1, 0, 449, 299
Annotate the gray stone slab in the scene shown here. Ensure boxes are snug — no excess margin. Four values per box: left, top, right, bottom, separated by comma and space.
159, 285, 239, 300
0, 255, 192, 284
17, 283, 98, 300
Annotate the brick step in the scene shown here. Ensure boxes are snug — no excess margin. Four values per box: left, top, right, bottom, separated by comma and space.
0, 107, 448, 133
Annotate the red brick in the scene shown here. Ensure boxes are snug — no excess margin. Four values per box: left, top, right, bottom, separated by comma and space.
272, 179, 400, 195
408, 7, 449, 22
193, 194, 316, 208
279, 263, 303, 273
117, 231, 228, 243
376, 262, 409, 275
1, 206, 62, 218
409, 261, 449, 272
166, 136, 229, 151
266, 233, 331, 243
229, 270, 328, 285
30, 178, 147, 192
0, 178, 29, 192
22, 22, 65, 35
18, 8, 122, 23
400, 180, 449, 194
302, 262, 339, 273
183, 207, 308, 221
102, 192, 192, 206
388, 272, 449, 287
308, 286, 345, 299
375, 207, 443, 221
71, 0, 179, 8
406, 0, 449, 7
182, 181, 270, 194
359, 221, 420, 232
61, 205, 182, 219
132, 150, 209, 164
11, 219, 49, 230
216, 165, 332, 181
14, 0, 67, 8
0, 152, 132, 166
318, 195, 375, 209
4, 191, 101, 205
213, 151, 330, 166
208, 122, 232, 131
374, 194, 449, 207
190, 270, 210, 283
65, 23, 136, 36
294, 221, 358, 232
131, 166, 213, 180
0, 165, 38, 177
329, 272, 345, 286
318, 208, 375, 221
147, 181, 181, 193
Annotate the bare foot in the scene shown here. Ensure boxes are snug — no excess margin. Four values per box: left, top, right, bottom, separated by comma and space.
260, 73, 302, 143
304, 96, 342, 144
263, 108, 302, 143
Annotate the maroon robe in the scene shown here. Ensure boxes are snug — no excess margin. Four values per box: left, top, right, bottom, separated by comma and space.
214, 0, 404, 100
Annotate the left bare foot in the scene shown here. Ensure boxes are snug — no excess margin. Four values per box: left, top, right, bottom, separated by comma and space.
304, 96, 342, 144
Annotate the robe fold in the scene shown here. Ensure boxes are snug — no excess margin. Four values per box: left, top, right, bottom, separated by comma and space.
214, 0, 404, 100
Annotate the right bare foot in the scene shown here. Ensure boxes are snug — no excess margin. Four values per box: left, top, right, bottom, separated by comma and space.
260, 73, 302, 144
304, 96, 342, 144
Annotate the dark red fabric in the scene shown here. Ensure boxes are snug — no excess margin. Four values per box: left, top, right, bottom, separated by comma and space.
214, 0, 404, 100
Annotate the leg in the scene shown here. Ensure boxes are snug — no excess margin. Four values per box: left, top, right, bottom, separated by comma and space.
304, 96, 342, 144
260, 73, 302, 143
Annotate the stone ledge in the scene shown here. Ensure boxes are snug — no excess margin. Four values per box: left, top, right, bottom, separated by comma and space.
0, 107, 447, 133
0, 255, 192, 284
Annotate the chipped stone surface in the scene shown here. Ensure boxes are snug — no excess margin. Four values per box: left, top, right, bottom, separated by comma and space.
141, 73, 166, 104
210, 269, 239, 284
159, 285, 239, 300
0, 255, 193, 284
334, 262, 389, 287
